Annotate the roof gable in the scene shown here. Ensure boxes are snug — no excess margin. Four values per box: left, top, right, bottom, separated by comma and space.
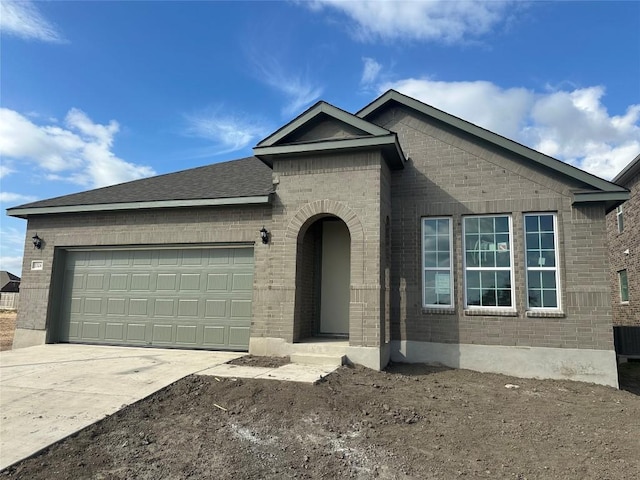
358, 90, 628, 208
256, 101, 390, 147
613, 153, 640, 186
254, 101, 406, 170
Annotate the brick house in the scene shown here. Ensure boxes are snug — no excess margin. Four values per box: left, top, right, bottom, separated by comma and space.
7, 90, 629, 386
607, 154, 640, 357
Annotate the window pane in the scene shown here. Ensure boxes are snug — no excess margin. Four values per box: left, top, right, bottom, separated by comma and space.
496, 271, 511, 289
494, 216, 509, 233
423, 220, 437, 235
528, 271, 541, 289
525, 214, 559, 310
423, 218, 452, 307
525, 215, 538, 232
481, 289, 497, 306
496, 251, 510, 267
481, 271, 496, 288
479, 217, 494, 234
465, 218, 478, 233
467, 289, 481, 306
424, 252, 436, 268
466, 251, 479, 268
619, 270, 629, 302
497, 290, 512, 306
539, 215, 554, 232
466, 271, 480, 288
542, 290, 558, 308
438, 252, 450, 268
541, 271, 556, 289
528, 290, 541, 307
541, 233, 555, 249
526, 233, 540, 249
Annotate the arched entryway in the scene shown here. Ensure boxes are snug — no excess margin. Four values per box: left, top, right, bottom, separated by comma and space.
294, 216, 351, 341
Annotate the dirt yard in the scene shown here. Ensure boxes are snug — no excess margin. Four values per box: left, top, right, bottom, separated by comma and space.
2, 355, 639, 479
0, 311, 16, 351
1, 315, 639, 479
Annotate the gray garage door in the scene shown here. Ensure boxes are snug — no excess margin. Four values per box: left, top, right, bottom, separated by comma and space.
57, 247, 253, 350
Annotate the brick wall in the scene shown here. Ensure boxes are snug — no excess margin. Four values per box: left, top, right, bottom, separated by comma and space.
252, 150, 386, 348
607, 168, 640, 325
367, 105, 614, 351
17, 205, 271, 335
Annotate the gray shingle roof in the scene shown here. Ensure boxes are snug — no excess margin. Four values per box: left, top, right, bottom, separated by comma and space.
11, 157, 273, 210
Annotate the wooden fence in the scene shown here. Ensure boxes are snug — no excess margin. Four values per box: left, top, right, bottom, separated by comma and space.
0, 293, 19, 310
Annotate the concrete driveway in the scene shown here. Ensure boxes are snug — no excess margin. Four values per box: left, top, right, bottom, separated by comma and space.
0, 344, 243, 470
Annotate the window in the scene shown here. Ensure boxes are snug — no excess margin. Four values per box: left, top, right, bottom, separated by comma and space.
616, 205, 624, 233
463, 215, 513, 308
525, 214, 560, 310
619, 270, 629, 303
422, 218, 453, 308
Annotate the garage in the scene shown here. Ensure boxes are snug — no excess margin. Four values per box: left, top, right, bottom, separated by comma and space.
55, 246, 254, 350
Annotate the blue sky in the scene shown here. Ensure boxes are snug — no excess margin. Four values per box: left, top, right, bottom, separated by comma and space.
1, 0, 639, 275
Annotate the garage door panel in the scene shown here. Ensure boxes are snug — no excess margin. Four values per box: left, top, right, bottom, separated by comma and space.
231, 299, 252, 319
81, 322, 101, 339
154, 298, 175, 317
205, 299, 227, 318
179, 273, 201, 291
86, 274, 105, 290
58, 247, 253, 350
105, 323, 125, 341
232, 273, 253, 291
84, 298, 102, 315
178, 299, 199, 317
229, 327, 250, 347
107, 298, 126, 315
126, 324, 147, 342
203, 326, 225, 346
129, 298, 149, 316
176, 325, 197, 344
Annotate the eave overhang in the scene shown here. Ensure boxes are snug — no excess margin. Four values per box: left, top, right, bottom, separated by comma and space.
254, 134, 406, 170
571, 190, 630, 213
6, 195, 272, 219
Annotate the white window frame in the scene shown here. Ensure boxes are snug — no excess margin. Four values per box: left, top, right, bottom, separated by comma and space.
524, 213, 562, 311
422, 217, 454, 308
616, 205, 624, 233
462, 214, 515, 310
619, 269, 629, 303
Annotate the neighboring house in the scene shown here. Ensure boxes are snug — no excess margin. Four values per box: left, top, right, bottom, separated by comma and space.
0, 271, 20, 293
7, 90, 629, 387
607, 154, 640, 357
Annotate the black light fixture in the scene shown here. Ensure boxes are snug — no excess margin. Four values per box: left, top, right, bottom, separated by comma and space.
260, 226, 269, 244
32, 233, 42, 249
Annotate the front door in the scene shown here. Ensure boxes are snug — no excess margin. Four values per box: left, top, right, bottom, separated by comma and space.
320, 220, 350, 335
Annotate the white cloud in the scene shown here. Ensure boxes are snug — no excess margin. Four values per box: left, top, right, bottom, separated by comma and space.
0, 0, 65, 43
0, 164, 14, 178
306, 0, 514, 44
0, 226, 26, 276
380, 78, 640, 180
183, 108, 270, 155
0, 256, 24, 276
0, 108, 155, 188
361, 57, 382, 87
252, 56, 323, 116
0, 192, 37, 204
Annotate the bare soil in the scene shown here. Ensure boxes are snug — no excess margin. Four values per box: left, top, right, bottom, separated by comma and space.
2, 315, 639, 479
0, 311, 16, 351
2, 359, 639, 479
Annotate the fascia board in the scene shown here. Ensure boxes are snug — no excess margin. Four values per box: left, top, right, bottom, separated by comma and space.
254, 134, 398, 156
6, 195, 271, 218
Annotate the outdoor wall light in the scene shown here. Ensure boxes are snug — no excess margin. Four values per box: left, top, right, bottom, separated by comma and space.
32, 233, 43, 249
260, 226, 269, 245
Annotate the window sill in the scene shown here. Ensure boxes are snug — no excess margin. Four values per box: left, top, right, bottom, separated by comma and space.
422, 307, 456, 315
464, 309, 518, 317
526, 310, 566, 318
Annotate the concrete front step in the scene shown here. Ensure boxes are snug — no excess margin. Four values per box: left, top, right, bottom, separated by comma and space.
289, 353, 346, 367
